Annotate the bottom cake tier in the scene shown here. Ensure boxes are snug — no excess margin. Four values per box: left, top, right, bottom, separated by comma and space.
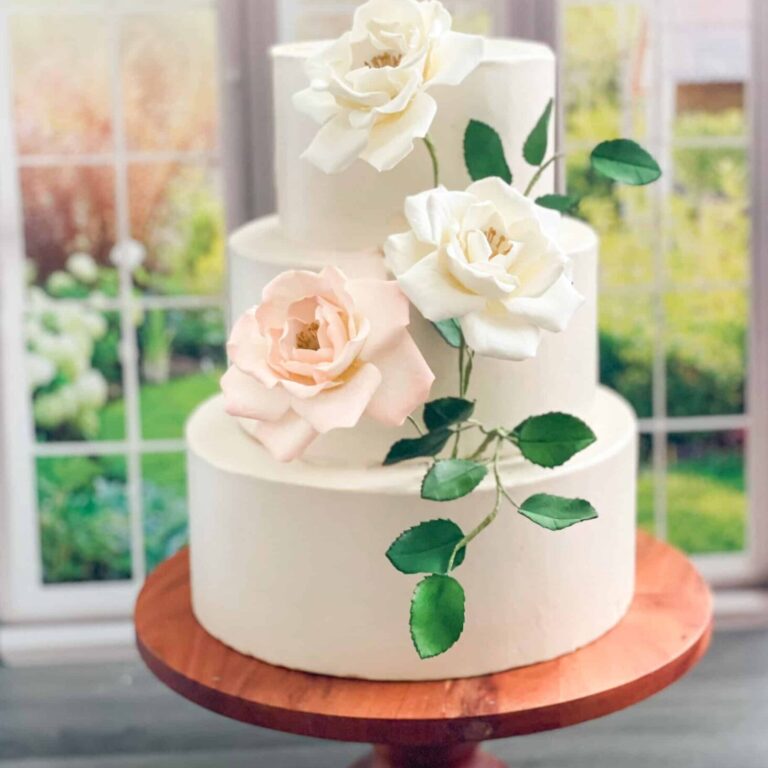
187, 387, 637, 681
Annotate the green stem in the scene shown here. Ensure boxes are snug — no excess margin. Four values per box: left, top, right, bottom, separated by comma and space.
524, 153, 563, 197
423, 135, 440, 187
452, 342, 467, 458
407, 415, 424, 436
469, 430, 499, 461
447, 440, 505, 572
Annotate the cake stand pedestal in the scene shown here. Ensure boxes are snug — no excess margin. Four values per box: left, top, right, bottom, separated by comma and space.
135, 532, 712, 768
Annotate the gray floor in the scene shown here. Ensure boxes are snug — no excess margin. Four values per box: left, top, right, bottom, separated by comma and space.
0, 630, 765, 767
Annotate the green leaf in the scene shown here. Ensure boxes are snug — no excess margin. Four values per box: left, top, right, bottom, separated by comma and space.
535, 193, 580, 213
518, 494, 598, 531
424, 398, 475, 432
590, 139, 662, 185
386, 519, 466, 575
432, 319, 463, 348
422, 459, 488, 502
511, 412, 596, 468
384, 429, 452, 466
410, 574, 466, 659
463, 120, 512, 184
523, 98, 554, 166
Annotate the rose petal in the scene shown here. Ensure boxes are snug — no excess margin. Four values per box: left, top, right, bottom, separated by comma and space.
226, 310, 271, 373
508, 242, 566, 297
292, 87, 340, 125
503, 274, 584, 332
251, 411, 319, 463
346, 279, 411, 357
461, 308, 543, 360
220, 366, 291, 421
466, 177, 536, 224
364, 331, 435, 426
426, 32, 483, 87
403, 187, 476, 245
291, 362, 382, 433
361, 91, 437, 172
383, 230, 433, 275
301, 112, 369, 174
445, 239, 517, 299
397, 251, 486, 321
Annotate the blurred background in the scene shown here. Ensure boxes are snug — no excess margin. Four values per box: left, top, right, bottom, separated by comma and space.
0, 1, 766, 766
0, 0, 764, 692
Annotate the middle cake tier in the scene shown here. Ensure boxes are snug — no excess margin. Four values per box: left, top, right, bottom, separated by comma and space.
229, 214, 599, 466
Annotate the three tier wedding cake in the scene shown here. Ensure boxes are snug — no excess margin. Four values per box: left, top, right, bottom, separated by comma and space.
186, 0, 661, 681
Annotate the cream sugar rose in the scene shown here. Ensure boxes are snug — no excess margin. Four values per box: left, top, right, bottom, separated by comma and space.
221, 266, 434, 462
294, 0, 483, 173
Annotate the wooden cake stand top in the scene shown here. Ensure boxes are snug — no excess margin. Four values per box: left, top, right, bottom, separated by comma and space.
135, 532, 712, 749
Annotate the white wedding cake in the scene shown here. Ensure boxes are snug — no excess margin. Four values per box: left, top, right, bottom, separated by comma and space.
186, 1, 656, 681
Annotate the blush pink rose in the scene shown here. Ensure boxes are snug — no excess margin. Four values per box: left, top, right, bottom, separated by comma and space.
221, 266, 435, 461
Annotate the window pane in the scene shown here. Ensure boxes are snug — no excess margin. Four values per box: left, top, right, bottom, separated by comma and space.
668, 149, 749, 288
27, 302, 124, 443
637, 434, 655, 535
128, 163, 225, 296
20, 165, 118, 293
138, 308, 226, 440
122, 11, 218, 153
37, 455, 131, 584
563, 3, 649, 142
665, 289, 746, 417
567, 151, 654, 289
600, 293, 653, 418
142, 452, 188, 573
670, 0, 749, 132
667, 430, 747, 555
10, 14, 112, 155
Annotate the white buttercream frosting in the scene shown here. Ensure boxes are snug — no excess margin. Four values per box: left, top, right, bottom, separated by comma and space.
187, 389, 637, 681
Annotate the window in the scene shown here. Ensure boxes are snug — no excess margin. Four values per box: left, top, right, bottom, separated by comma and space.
0, 1, 225, 621
560, 0, 760, 581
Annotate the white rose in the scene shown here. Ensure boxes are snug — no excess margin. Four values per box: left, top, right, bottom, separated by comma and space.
26, 352, 56, 389
74, 370, 108, 409
384, 177, 585, 360
293, 0, 482, 174
46, 270, 77, 296
110, 239, 146, 272
34, 386, 79, 428
67, 252, 99, 284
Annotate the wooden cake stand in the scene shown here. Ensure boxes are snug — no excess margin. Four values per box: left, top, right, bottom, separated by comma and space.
135, 532, 712, 768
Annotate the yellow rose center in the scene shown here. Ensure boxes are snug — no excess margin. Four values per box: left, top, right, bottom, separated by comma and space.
296, 321, 320, 351
366, 51, 402, 69
485, 227, 513, 259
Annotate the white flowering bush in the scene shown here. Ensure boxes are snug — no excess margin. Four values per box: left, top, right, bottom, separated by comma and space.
26, 256, 113, 441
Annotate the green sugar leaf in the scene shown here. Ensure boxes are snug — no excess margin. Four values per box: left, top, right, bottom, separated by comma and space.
512, 412, 597, 468
386, 519, 466, 575
421, 459, 488, 502
590, 139, 662, 185
523, 98, 554, 166
535, 193, 580, 213
384, 429, 452, 466
424, 398, 475, 432
518, 494, 598, 531
464, 120, 512, 184
432, 319, 463, 348
410, 574, 466, 659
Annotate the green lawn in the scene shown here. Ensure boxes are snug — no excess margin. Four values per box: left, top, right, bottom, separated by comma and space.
638, 452, 746, 554
98, 370, 222, 441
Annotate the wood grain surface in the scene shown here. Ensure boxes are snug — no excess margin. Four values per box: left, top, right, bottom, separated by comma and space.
135, 532, 712, 748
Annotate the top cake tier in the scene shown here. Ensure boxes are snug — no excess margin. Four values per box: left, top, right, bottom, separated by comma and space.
272, 38, 556, 252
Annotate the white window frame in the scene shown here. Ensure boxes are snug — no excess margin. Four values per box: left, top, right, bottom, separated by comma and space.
0, 0, 227, 628
546, 0, 768, 589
